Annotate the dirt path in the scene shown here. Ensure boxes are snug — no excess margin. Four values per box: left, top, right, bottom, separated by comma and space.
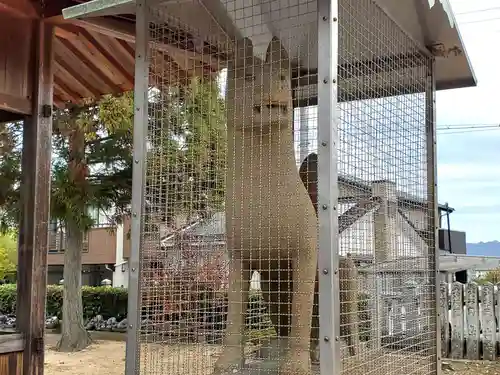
44, 334, 500, 375
44, 334, 125, 375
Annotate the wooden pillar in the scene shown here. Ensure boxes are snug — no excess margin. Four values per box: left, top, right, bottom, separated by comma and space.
16, 19, 54, 375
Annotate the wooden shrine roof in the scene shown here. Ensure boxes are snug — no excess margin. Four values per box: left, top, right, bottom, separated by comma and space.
0, 0, 224, 111
52, 16, 137, 107
0, 0, 477, 112
52, 4, 224, 107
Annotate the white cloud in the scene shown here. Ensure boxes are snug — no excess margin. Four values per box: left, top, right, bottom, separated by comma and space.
438, 163, 500, 182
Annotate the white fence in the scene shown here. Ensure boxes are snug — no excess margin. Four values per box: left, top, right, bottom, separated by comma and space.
380, 281, 500, 361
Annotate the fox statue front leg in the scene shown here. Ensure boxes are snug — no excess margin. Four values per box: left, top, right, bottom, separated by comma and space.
278, 236, 318, 375
213, 256, 251, 374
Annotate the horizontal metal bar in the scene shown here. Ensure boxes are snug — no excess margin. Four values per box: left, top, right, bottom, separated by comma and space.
62, 0, 135, 19
292, 51, 426, 87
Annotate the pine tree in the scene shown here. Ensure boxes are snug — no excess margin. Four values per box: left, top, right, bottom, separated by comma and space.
146, 77, 226, 228
0, 76, 227, 351
52, 93, 134, 351
0, 121, 23, 230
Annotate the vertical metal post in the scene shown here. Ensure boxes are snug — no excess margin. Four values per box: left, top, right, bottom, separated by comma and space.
125, 0, 149, 374
317, 1, 340, 375
299, 106, 309, 162
426, 57, 441, 375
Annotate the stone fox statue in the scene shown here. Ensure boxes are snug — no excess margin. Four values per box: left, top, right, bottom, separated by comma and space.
216, 36, 358, 375
218, 36, 317, 375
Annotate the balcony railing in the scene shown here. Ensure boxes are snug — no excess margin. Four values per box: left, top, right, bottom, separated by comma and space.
48, 230, 89, 253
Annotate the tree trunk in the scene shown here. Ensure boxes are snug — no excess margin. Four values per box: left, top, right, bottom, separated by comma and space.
56, 220, 92, 352
57, 123, 92, 352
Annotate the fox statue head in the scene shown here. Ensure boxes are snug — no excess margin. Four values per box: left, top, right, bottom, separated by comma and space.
226, 36, 293, 133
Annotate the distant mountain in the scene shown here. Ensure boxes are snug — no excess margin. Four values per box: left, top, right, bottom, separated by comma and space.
467, 241, 500, 257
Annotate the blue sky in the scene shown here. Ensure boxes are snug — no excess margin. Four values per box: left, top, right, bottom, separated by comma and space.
437, 0, 500, 242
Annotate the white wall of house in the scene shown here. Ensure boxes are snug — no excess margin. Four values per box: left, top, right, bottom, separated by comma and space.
113, 223, 129, 288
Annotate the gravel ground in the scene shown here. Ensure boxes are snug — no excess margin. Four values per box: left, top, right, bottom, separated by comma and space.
43, 334, 500, 375
44, 334, 126, 375
442, 360, 500, 374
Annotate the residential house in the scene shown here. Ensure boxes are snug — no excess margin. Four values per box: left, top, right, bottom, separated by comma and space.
47, 207, 131, 288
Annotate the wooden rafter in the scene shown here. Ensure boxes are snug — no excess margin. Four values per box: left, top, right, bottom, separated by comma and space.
0, 3, 229, 110
54, 81, 72, 103
102, 33, 135, 71
42, 9, 228, 104
80, 28, 134, 89
149, 49, 190, 87
54, 37, 107, 97
58, 36, 122, 93
53, 81, 68, 101
76, 28, 131, 90
54, 76, 81, 104
70, 17, 221, 69
54, 56, 101, 98
117, 38, 135, 64
54, 23, 80, 40
53, 91, 67, 108
122, 38, 189, 86
149, 53, 173, 87
165, 54, 190, 85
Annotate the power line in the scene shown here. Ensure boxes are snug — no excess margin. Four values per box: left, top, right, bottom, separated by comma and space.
437, 128, 500, 135
440, 124, 500, 127
437, 124, 500, 130
438, 125, 500, 131
443, 129, 500, 134
437, 123, 500, 129
459, 16, 500, 25
456, 6, 500, 15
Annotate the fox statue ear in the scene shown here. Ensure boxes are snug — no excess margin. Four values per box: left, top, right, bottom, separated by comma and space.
265, 36, 290, 70
230, 37, 254, 70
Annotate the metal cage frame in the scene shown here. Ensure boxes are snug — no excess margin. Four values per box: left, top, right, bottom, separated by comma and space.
57, 0, 476, 374
127, 1, 441, 374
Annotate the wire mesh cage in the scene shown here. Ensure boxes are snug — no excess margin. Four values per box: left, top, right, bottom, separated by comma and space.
125, 0, 441, 374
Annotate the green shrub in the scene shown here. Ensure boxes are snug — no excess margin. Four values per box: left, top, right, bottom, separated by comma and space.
0, 284, 369, 341
81, 286, 128, 320
0, 284, 128, 320
0, 283, 16, 314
